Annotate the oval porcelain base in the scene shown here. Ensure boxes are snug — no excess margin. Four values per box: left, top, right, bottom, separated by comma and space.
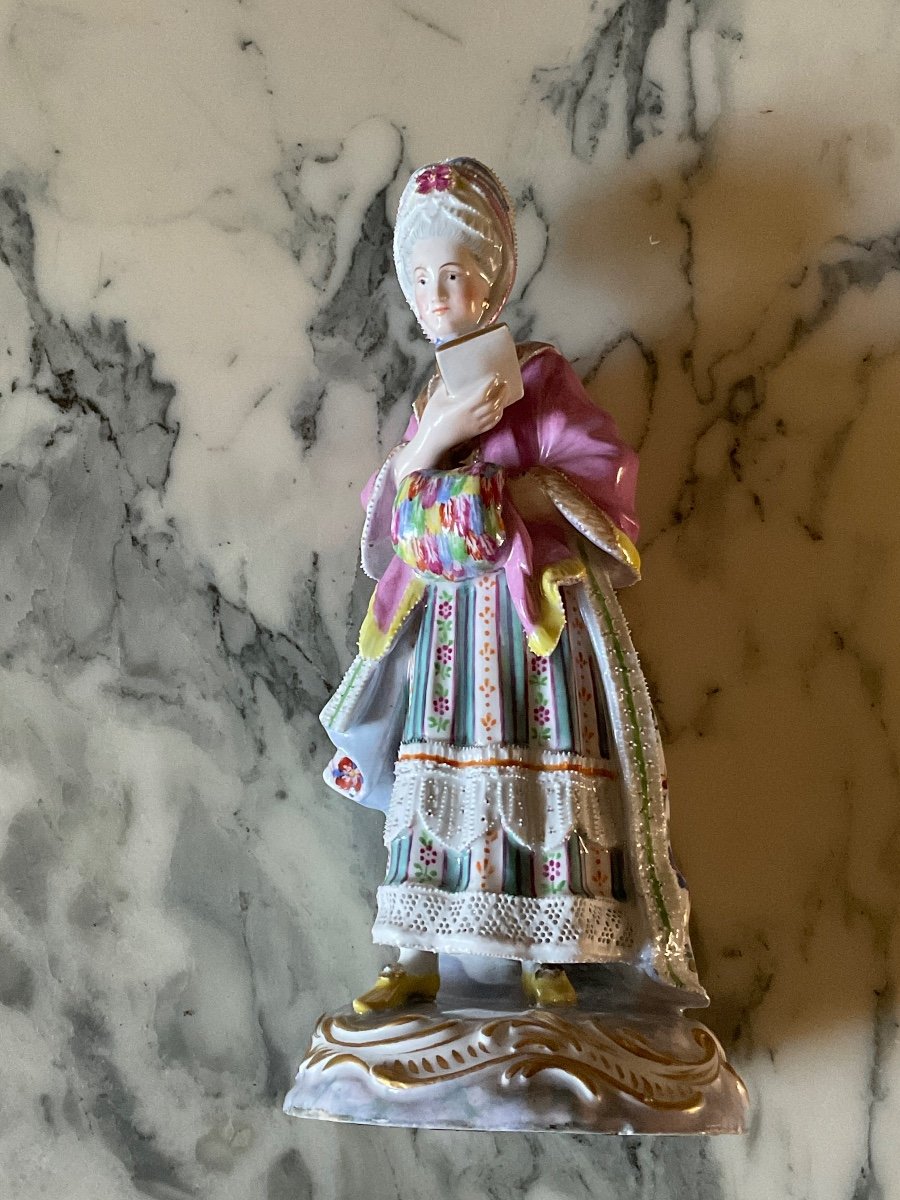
283, 966, 748, 1135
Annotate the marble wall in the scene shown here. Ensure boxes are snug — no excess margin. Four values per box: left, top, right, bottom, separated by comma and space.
1, 0, 899, 1196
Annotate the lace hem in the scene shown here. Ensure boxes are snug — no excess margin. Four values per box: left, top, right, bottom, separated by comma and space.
384, 740, 622, 851
373, 884, 636, 962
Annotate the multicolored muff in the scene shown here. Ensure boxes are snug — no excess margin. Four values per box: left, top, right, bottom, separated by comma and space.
391, 462, 507, 582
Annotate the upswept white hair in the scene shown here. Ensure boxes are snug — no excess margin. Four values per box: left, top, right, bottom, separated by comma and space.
393, 189, 502, 308
392, 159, 516, 327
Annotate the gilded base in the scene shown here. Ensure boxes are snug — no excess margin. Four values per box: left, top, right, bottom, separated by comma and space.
284, 966, 748, 1134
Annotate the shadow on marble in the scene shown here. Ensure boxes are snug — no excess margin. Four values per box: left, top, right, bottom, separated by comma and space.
525, 129, 900, 1098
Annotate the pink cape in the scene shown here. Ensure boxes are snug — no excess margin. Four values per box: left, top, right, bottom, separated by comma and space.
360, 345, 639, 653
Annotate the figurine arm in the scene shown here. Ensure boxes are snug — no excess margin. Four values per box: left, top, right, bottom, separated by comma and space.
359, 415, 418, 580
359, 370, 506, 579
391, 378, 507, 485
529, 350, 641, 584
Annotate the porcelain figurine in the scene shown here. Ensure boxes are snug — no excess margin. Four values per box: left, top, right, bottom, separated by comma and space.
284, 158, 748, 1133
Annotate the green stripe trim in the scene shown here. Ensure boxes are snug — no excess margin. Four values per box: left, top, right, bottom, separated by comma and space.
581, 548, 684, 988
328, 656, 365, 725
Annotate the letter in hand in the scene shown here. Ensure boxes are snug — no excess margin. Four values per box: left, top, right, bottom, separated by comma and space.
425, 374, 508, 448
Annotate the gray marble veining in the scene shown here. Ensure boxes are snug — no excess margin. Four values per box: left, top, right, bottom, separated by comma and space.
1, 0, 899, 1197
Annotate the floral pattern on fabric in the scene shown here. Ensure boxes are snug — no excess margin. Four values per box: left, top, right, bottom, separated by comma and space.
330, 755, 363, 796
541, 851, 566, 893
412, 831, 440, 884
426, 589, 455, 736
385, 819, 627, 903
383, 573, 630, 921
404, 574, 611, 755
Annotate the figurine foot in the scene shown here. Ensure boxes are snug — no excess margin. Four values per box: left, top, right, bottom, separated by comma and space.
352, 964, 440, 1015
522, 966, 577, 1007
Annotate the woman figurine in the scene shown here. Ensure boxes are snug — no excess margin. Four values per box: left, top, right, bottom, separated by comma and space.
321, 158, 706, 1014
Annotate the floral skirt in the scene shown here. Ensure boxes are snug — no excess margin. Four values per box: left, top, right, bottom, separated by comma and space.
373, 572, 637, 963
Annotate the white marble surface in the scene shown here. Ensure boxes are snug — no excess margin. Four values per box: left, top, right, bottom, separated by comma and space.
1, 0, 899, 1196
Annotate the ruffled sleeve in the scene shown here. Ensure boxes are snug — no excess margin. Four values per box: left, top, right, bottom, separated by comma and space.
360, 413, 418, 580
356, 412, 426, 660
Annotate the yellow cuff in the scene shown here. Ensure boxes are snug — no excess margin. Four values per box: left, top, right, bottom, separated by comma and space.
525, 557, 586, 656
359, 579, 426, 660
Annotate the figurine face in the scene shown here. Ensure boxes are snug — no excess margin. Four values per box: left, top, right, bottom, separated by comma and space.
411, 238, 492, 342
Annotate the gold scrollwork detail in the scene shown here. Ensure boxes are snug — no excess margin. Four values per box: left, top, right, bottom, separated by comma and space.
303, 1010, 727, 1112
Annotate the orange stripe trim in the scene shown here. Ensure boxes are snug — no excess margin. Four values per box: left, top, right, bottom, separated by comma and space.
397, 750, 617, 780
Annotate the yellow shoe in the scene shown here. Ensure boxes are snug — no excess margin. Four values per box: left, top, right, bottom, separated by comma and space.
522, 966, 577, 1007
352, 965, 440, 1015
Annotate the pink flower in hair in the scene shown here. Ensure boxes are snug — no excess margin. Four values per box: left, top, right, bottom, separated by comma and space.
415, 164, 455, 194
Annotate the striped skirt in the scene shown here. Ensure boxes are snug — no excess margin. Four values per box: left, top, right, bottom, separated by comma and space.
373, 572, 636, 963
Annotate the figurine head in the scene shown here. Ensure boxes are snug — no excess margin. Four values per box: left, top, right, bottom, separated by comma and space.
394, 158, 517, 342
407, 237, 492, 343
